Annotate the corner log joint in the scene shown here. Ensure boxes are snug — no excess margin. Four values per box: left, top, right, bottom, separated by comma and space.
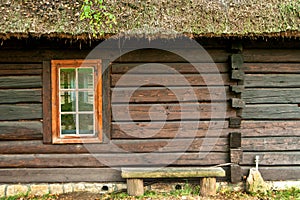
121, 167, 226, 196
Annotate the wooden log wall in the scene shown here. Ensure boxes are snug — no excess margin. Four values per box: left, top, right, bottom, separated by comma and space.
239, 48, 300, 181
0, 44, 235, 183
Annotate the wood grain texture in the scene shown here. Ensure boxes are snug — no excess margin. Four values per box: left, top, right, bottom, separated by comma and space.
0, 64, 42, 75
0, 104, 42, 120
0, 89, 41, 103
0, 121, 42, 140
242, 63, 300, 73
243, 49, 300, 63
245, 74, 300, 88
242, 137, 300, 151
241, 152, 300, 166
0, 76, 42, 89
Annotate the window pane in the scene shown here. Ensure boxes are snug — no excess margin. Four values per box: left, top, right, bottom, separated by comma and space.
79, 114, 94, 134
61, 91, 76, 112
60, 68, 75, 89
61, 114, 76, 135
78, 91, 94, 111
78, 68, 94, 89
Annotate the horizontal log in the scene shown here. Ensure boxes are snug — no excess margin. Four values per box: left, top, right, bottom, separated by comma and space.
0, 168, 123, 183
242, 88, 300, 104
242, 104, 300, 119
0, 121, 42, 140
243, 49, 300, 63
111, 74, 234, 87
241, 121, 300, 137
0, 64, 42, 75
245, 74, 300, 88
0, 89, 41, 103
112, 121, 230, 139
0, 138, 229, 154
111, 63, 228, 74
112, 87, 230, 103
242, 137, 300, 151
0, 104, 42, 120
112, 103, 235, 121
0, 152, 228, 167
241, 152, 300, 166
242, 63, 300, 73
241, 166, 300, 181
0, 76, 42, 89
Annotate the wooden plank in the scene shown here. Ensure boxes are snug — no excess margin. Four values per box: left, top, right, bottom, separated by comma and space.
0, 89, 41, 103
241, 121, 300, 137
241, 152, 300, 166
0, 104, 42, 120
241, 166, 300, 181
242, 88, 300, 104
242, 104, 300, 119
111, 63, 229, 74
0, 121, 42, 140
230, 132, 241, 148
112, 103, 235, 121
0, 168, 123, 183
0, 152, 228, 167
112, 121, 230, 139
0, 76, 42, 89
111, 74, 234, 87
0, 138, 229, 154
42, 61, 52, 144
242, 63, 300, 73
245, 74, 300, 88
112, 87, 231, 103
243, 49, 300, 63
230, 164, 242, 183
102, 60, 111, 141
0, 64, 42, 75
242, 137, 300, 151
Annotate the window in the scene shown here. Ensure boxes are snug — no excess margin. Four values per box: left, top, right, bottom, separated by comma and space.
51, 60, 102, 144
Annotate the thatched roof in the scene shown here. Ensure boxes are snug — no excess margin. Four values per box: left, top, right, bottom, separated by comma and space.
0, 0, 299, 40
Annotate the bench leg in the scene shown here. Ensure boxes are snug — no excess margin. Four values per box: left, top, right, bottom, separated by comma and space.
200, 177, 216, 196
127, 178, 144, 196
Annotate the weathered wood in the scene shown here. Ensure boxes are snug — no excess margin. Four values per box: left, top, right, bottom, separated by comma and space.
0, 64, 42, 75
0, 168, 123, 183
112, 87, 231, 103
228, 117, 241, 128
230, 164, 242, 183
0, 152, 228, 167
241, 166, 300, 181
112, 103, 235, 121
112, 121, 231, 139
231, 43, 243, 53
231, 85, 244, 93
231, 54, 243, 70
230, 149, 243, 164
231, 98, 245, 108
0, 121, 42, 140
230, 132, 241, 148
0, 104, 42, 120
103, 60, 112, 141
0, 138, 229, 154
121, 167, 225, 178
111, 74, 234, 87
231, 70, 244, 80
127, 179, 144, 196
241, 152, 300, 166
245, 74, 300, 88
112, 63, 229, 74
0, 89, 41, 103
200, 177, 217, 196
0, 76, 41, 89
242, 137, 300, 151
42, 61, 52, 144
241, 121, 300, 137
243, 49, 300, 62
242, 104, 300, 119
242, 63, 300, 73
242, 88, 300, 104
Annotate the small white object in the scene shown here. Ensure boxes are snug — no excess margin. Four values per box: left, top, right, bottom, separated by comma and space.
255, 155, 259, 170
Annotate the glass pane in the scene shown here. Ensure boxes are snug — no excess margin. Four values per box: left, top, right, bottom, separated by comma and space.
60, 91, 76, 112
60, 68, 75, 89
78, 68, 94, 89
79, 114, 94, 134
61, 114, 76, 135
78, 91, 94, 111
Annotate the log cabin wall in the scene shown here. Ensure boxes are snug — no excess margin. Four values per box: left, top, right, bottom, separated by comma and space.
0, 37, 299, 183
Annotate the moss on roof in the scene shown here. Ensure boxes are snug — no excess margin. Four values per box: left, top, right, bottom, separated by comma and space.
0, 0, 299, 40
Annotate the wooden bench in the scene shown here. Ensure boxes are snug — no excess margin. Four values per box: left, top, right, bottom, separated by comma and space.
121, 167, 226, 196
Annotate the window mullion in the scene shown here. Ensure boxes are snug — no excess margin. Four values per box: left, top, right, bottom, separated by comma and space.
75, 68, 79, 135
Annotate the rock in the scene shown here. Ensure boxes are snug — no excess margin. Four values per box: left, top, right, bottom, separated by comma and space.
246, 168, 269, 194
